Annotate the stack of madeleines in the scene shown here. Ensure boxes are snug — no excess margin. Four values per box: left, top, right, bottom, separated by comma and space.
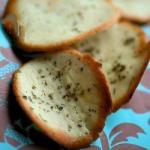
2, 0, 150, 149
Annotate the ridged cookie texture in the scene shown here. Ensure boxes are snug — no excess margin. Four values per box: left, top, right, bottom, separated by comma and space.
3, 0, 120, 52
112, 0, 150, 23
13, 49, 112, 149
76, 22, 149, 111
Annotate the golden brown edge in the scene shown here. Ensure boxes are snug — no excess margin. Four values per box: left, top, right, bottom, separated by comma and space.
110, 0, 150, 23
121, 11, 150, 24
2, 0, 121, 53
13, 49, 112, 149
112, 21, 150, 111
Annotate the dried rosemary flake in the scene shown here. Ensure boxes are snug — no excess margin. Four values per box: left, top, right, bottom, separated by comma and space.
43, 119, 48, 123
74, 97, 78, 102
38, 69, 42, 73
85, 47, 93, 53
68, 125, 72, 131
118, 75, 126, 81
31, 92, 37, 99
65, 84, 71, 90
88, 108, 96, 113
124, 37, 135, 45
113, 88, 116, 95
52, 77, 56, 81
58, 106, 63, 111
53, 61, 57, 66
110, 80, 117, 84
41, 75, 45, 78
23, 95, 27, 100
44, 81, 48, 86
62, 95, 66, 99
57, 85, 62, 90
32, 85, 36, 89
72, 27, 80, 33
112, 63, 126, 73
79, 90, 84, 96
76, 83, 80, 86
77, 124, 82, 128
68, 59, 72, 65
48, 94, 53, 100
80, 67, 84, 72
56, 71, 63, 79
87, 88, 91, 92
28, 96, 33, 102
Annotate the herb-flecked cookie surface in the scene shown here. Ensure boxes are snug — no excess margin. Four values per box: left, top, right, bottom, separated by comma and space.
76, 22, 149, 111
3, 0, 120, 52
13, 49, 112, 149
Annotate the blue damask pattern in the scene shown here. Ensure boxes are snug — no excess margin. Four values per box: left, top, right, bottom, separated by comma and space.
0, 52, 19, 79
92, 109, 150, 149
0, 24, 10, 48
0, 126, 32, 150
